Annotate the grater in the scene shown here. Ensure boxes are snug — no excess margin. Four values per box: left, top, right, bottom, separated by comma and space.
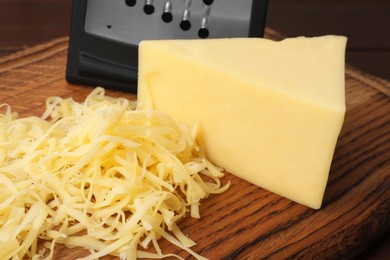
66, 0, 268, 93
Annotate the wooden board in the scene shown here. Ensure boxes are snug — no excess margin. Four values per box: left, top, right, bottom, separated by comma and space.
0, 28, 389, 259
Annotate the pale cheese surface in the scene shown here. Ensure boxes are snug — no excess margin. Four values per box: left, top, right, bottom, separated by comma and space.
139, 36, 346, 110
138, 36, 347, 209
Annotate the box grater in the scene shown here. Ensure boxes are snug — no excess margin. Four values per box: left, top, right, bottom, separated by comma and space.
66, 0, 268, 93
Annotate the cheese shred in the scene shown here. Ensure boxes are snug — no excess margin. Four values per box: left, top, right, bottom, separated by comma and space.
0, 87, 229, 259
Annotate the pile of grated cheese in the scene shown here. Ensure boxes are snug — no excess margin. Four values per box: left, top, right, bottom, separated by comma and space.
0, 87, 229, 260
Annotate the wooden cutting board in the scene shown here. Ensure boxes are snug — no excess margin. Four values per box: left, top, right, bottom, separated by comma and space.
0, 28, 389, 259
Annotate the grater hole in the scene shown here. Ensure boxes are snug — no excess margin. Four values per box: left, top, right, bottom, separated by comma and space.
202, 0, 214, 5
180, 20, 191, 31
162, 12, 173, 23
143, 4, 155, 15
198, 28, 209, 38
106, 24, 112, 29
125, 0, 136, 7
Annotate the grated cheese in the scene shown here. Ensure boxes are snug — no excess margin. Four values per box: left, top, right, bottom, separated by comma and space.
0, 87, 229, 259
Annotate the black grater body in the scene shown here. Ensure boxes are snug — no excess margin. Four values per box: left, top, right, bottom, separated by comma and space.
66, 0, 268, 93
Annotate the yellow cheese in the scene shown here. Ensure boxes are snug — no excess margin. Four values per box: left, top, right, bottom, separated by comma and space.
137, 36, 347, 209
0, 88, 228, 259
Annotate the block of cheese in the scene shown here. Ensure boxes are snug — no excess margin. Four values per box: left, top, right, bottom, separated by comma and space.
137, 36, 347, 209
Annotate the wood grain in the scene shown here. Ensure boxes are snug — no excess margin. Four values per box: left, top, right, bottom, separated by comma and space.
0, 0, 72, 56
0, 28, 389, 259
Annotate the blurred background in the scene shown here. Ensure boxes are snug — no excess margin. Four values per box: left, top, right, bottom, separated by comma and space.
0, 0, 389, 80
267, 0, 390, 81
0, 0, 389, 258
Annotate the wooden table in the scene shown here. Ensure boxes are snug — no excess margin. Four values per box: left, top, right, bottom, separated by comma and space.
0, 1, 389, 259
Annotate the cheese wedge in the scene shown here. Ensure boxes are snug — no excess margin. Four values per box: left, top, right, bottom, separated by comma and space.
137, 36, 347, 209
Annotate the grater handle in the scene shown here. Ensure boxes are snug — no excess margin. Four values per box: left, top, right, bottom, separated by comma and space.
78, 53, 138, 84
